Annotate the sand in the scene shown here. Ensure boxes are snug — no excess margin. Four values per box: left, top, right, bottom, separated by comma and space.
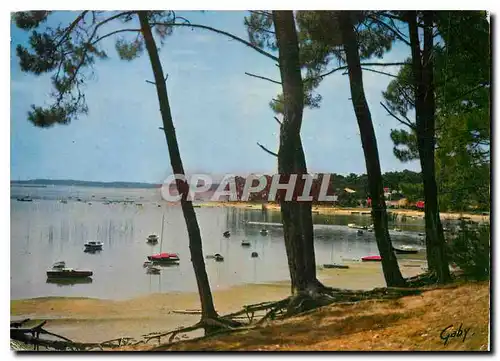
11, 259, 426, 344
197, 202, 490, 223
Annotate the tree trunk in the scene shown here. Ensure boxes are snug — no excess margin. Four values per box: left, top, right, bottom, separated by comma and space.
408, 11, 451, 283
138, 12, 219, 320
339, 11, 406, 287
273, 11, 323, 294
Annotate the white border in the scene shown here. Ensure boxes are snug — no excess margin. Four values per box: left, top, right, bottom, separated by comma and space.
3, 3, 498, 360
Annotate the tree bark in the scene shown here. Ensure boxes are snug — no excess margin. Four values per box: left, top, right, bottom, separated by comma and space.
273, 11, 323, 294
138, 12, 219, 319
407, 11, 451, 283
339, 11, 406, 287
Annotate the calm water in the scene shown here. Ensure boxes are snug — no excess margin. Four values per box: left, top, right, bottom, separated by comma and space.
11, 185, 427, 300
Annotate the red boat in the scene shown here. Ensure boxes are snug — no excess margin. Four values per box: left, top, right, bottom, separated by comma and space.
147, 252, 180, 263
361, 255, 382, 262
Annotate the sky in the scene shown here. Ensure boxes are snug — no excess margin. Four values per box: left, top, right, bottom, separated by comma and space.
10, 11, 420, 183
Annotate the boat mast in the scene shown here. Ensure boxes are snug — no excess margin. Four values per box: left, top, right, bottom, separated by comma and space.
160, 214, 165, 253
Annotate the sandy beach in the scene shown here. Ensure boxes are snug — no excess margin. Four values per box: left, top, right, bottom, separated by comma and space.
11, 260, 426, 344
197, 201, 490, 223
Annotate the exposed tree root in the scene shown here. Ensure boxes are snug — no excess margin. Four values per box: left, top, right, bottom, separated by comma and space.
143, 316, 243, 345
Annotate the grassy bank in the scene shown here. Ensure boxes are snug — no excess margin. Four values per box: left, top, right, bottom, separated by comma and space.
144, 281, 490, 351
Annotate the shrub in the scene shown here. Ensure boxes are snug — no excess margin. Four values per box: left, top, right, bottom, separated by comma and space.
447, 221, 490, 280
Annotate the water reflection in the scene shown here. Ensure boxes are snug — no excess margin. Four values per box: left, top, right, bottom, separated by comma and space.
46, 277, 93, 286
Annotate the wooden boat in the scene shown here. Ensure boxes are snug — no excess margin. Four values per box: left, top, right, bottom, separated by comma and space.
361, 255, 382, 262
214, 253, 224, 262
84, 241, 103, 251
323, 264, 349, 269
46, 262, 93, 278
241, 240, 251, 247
146, 234, 159, 244
251, 252, 259, 258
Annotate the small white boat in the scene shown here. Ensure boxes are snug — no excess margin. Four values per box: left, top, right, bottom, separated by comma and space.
348, 223, 367, 230
260, 229, 268, 235
146, 234, 159, 244
84, 241, 103, 251
393, 228, 402, 232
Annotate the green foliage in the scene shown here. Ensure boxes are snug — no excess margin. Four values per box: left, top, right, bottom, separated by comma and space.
115, 38, 144, 61
244, 12, 277, 50
12, 11, 51, 29
447, 222, 490, 280
399, 182, 423, 203
13, 10, 177, 128
389, 128, 419, 162
382, 11, 490, 212
244, 11, 398, 115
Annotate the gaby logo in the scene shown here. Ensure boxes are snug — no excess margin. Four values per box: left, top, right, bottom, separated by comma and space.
160, 174, 338, 202
440, 324, 472, 345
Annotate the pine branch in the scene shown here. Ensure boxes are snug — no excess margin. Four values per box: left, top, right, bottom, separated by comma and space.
360, 67, 399, 78
257, 142, 278, 157
150, 22, 279, 62
244, 72, 281, 85
91, 28, 141, 46
366, 15, 411, 46
54, 11, 89, 48
316, 62, 407, 80
380, 102, 416, 130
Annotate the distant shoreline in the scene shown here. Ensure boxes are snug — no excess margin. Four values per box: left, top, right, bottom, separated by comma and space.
10, 180, 160, 189
197, 201, 490, 223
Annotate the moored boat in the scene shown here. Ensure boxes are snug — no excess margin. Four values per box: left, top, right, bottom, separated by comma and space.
147, 252, 180, 264
46, 262, 93, 278
348, 223, 368, 230
16, 196, 33, 202
361, 255, 382, 262
323, 264, 349, 269
393, 246, 418, 254
260, 229, 268, 235
84, 241, 103, 251
214, 253, 224, 262
146, 234, 159, 244
241, 240, 251, 247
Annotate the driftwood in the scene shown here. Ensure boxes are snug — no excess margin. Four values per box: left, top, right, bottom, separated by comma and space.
10, 319, 140, 351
